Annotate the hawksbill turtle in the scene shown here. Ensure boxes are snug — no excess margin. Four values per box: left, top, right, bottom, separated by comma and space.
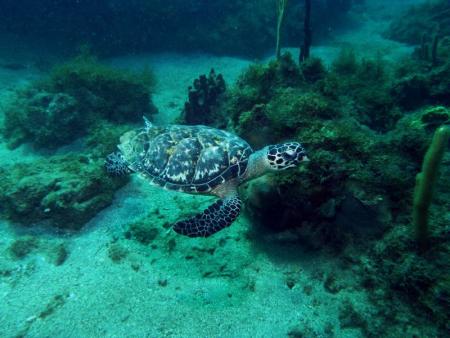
106, 118, 308, 237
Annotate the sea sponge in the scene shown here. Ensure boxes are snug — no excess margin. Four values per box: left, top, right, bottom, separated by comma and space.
413, 125, 450, 248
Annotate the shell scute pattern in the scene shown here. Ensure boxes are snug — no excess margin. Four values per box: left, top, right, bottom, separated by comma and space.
162, 137, 201, 184
145, 132, 175, 175
124, 125, 253, 193
193, 145, 227, 183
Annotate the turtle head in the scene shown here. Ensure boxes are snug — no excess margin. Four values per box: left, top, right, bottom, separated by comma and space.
266, 142, 308, 171
105, 130, 140, 176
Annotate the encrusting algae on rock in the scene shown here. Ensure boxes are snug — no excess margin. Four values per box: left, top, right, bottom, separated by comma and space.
0, 55, 157, 231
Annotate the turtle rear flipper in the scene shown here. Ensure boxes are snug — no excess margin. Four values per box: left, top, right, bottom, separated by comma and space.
173, 196, 242, 237
105, 151, 131, 176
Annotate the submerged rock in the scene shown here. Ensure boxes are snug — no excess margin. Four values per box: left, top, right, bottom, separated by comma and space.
0, 153, 128, 230
3, 90, 82, 149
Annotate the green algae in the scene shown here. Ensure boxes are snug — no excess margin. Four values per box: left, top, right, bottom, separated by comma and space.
392, 61, 450, 109
108, 242, 129, 263
0, 113, 131, 230
9, 236, 39, 259
39, 294, 68, 319
47, 55, 156, 123
299, 57, 327, 83
52, 243, 69, 266
126, 221, 160, 245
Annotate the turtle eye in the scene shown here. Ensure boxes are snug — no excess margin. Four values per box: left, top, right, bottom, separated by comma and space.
283, 149, 297, 160
285, 149, 295, 156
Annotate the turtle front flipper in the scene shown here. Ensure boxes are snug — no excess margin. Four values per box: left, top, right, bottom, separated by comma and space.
105, 151, 131, 176
173, 196, 242, 237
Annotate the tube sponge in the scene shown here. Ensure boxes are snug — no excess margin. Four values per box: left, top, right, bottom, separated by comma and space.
413, 125, 450, 248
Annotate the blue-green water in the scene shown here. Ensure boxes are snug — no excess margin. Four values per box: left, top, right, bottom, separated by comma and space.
0, 1, 449, 337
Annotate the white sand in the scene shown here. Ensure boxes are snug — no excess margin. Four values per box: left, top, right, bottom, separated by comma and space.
0, 176, 370, 338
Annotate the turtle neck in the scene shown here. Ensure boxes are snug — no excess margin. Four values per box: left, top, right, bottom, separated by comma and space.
241, 146, 270, 182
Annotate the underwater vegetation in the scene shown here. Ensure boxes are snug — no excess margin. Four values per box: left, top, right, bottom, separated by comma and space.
2, 55, 156, 149
6, 235, 69, 265
186, 41, 448, 332
224, 53, 394, 227
9, 236, 39, 260
387, 0, 450, 46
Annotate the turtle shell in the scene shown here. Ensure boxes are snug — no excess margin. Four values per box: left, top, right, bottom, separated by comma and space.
118, 125, 253, 193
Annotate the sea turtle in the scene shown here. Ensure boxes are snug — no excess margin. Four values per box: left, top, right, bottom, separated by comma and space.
106, 118, 308, 237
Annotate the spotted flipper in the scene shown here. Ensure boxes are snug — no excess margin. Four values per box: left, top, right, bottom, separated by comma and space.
173, 196, 242, 237
105, 151, 131, 176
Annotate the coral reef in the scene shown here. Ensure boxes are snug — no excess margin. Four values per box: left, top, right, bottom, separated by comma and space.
224, 53, 303, 142
0, 95, 132, 230
330, 50, 400, 131
359, 202, 450, 333
0, 3, 448, 331
231, 52, 448, 234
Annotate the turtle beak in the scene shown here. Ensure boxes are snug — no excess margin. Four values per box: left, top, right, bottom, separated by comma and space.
301, 155, 310, 162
